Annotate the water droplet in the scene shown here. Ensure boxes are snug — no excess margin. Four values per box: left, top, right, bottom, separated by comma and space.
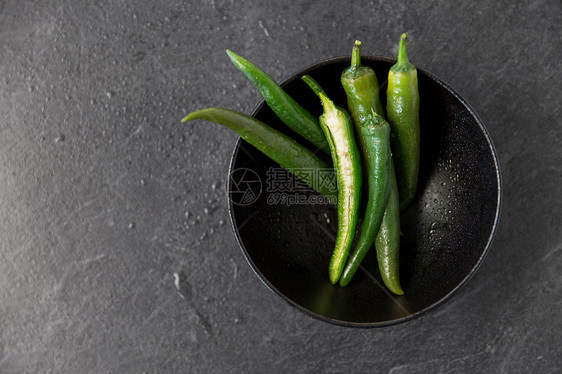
203, 208, 209, 214
173, 272, 191, 301
106, 91, 114, 98
140, 179, 146, 186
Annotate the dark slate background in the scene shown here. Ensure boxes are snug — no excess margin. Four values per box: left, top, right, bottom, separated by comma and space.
1, 0, 560, 373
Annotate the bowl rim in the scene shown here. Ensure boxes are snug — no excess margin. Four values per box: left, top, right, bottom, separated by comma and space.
227, 55, 503, 327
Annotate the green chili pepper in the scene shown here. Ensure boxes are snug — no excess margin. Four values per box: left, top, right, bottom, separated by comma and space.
339, 41, 403, 292
387, 33, 420, 212
182, 107, 336, 202
226, 50, 331, 154
339, 112, 392, 287
341, 40, 384, 124
374, 160, 404, 295
302, 75, 362, 284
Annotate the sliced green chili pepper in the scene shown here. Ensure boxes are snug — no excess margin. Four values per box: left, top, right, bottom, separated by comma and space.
302, 75, 362, 284
341, 40, 384, 124
374, 160, 404, 295
339, 112, 391, 287
226, 50, 331, 154
182, 107, 336, 202
387, 33, 420, 212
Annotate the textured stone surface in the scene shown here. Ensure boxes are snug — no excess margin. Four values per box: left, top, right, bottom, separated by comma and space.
1, 0, 560, 373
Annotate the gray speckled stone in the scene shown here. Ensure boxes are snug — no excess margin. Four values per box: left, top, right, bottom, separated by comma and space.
1, 0, 560, 373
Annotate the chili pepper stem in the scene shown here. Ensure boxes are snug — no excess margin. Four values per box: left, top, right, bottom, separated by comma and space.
397, 33, 410, 65
301, 75, 336, 113
351, 40, 362, 73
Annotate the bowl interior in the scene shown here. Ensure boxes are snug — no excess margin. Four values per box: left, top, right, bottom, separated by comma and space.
228, 56, 501, 327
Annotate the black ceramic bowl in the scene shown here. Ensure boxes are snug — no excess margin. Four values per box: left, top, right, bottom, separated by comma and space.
227, 56, 502, 327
